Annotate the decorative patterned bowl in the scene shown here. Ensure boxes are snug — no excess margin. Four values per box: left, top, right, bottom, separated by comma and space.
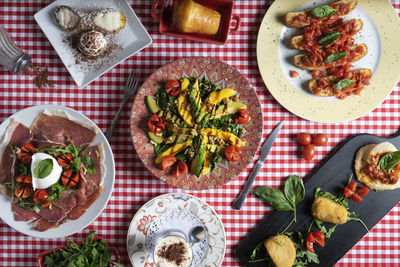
130, 56, 263, 190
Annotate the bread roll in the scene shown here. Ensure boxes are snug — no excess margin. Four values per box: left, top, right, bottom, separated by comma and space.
172, 0, 221, 35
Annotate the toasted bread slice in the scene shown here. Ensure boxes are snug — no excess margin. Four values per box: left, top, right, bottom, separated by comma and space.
291, 19, 363, 50
308, 68, 372, 97
293, 43, 368, 70
285, 0, 359, 28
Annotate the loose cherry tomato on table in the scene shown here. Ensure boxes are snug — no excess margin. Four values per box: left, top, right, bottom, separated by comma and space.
303, 144, 315, 160
172, 160, 189, 178
148, 114, 165, 134
161, 156, 178, 172
297, 132, 312, 146
312, 133, 328, 146
165, 80, 180, 97
235, 109, 250, 124
225, 145, 242, 162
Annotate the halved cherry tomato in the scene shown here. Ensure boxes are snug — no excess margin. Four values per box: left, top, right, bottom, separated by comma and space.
172, 160, 189, 178
42, 201, 51, 209
57, 153, 73, 168
297, 132, 311, 146
17, 143, 36, 164
235, 109, 250, 124
355, 186, 369, 197
225, 145, 242, 162
344, 181, 369, 202
306, 241, 314, 253
312, 134, 328, 146
161, 156, 178, 172
148, 114, 165, 134
165, 80, 180, 97
306, 231, 325, 253
33, 189, 50, 203
303, 144, 315, 160
61, 170, 80, 187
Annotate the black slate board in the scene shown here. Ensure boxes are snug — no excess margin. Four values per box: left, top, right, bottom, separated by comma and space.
237, 133, 400, 267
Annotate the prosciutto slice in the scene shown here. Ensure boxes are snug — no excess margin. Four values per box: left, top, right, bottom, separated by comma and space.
31, 112, 97, 148
0, 119, 33, 187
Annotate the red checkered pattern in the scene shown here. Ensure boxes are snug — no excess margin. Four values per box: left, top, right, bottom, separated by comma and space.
0, 0, 399, 266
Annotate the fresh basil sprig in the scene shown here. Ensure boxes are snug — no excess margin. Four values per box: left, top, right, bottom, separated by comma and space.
253, 175, 305, 224
333, 79, 356, 90
378, 151, 400, 172
34, 159, 53, 178
311, 5, 336, 18
318, 31, 341, 46
324, 52, 347, 63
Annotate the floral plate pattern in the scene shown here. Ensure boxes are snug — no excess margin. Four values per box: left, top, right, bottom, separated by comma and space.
130, 57, 263, 190
126, 193, 226, 267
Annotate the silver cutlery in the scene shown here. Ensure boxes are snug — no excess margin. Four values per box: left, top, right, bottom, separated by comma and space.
232, 121, 285, 210
106, 71, 140, 141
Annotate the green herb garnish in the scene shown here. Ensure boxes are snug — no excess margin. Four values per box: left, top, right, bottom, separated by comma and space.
378, 151, 400, 172
333, 79, 356, 90
82, 155, 96, 175
324, 52, 347, 63
318, 31, 341, 46
311, 5, 336, 18
253, 175, 305, 232
43, 231, 122, 267
34, 159, 53, 178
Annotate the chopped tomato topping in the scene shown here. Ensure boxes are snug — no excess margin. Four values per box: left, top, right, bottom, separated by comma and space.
290, 70, 299, 78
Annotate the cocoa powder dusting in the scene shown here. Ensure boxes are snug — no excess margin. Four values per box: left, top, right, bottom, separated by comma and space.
157, 242, 187, 266
23, 62, 56, 90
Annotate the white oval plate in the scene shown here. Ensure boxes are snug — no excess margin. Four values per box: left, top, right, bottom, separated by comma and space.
257, 0, 400, 123
127, 193, 226, 267
0, 105, 115, 238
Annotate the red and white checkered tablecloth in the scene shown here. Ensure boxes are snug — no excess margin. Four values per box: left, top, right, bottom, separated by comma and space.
0, 0, 399, 266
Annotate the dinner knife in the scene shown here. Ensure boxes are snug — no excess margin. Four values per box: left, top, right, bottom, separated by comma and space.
232, 121, 285, 210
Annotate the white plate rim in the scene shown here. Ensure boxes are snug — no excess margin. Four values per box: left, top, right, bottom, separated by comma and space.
126, 192, 227, 267
0, 104, 115, 239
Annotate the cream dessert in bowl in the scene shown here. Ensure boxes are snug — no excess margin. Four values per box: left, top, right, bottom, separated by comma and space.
153, 235, 192, 267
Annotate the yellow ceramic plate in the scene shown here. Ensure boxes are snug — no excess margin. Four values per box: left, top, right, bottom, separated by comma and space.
257, 0, 400, 123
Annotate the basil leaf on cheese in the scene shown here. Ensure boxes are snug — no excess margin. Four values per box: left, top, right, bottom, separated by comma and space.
324, 52, 347, 63
318, 31, 341, 46
34, 159, 53, 178
311, 5, 336, 18
333, 79, 356, 90
378, 151, 400, 172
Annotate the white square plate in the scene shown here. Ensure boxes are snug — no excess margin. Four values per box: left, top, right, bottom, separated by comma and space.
34, 0, 152, 88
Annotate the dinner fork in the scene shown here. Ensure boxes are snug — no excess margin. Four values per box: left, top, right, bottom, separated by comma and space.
106, 71, 140, 141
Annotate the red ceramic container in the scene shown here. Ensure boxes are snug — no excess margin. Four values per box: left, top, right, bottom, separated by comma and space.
151, 0, 240, 45
37, 235, 120, 267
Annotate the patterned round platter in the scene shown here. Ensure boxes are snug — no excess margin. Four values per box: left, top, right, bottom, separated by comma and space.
130, 57, 263, 190
126, 193, 226, 267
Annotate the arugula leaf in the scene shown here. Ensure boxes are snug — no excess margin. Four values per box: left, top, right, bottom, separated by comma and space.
324, 52, 347, 63
47, 183, 72, 202
318, 31, 341, 46
378, 151, 400, 172
82, 155, 97, 175
333, 79, 356, 90
311, 5, 336, 18
154, 143, 170, 156
209, 152, 223, 171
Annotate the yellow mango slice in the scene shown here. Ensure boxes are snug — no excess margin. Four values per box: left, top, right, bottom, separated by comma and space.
202, 151, 210, 175
208, 88, 236, 105
177, 81, 194, 126
200, 128, 245, 147
155, 140, 193, 164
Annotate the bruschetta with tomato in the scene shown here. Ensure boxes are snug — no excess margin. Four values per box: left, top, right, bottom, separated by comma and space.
285, 0, 359, 28
290, 18, 363, 50
308, 68, 372, 99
